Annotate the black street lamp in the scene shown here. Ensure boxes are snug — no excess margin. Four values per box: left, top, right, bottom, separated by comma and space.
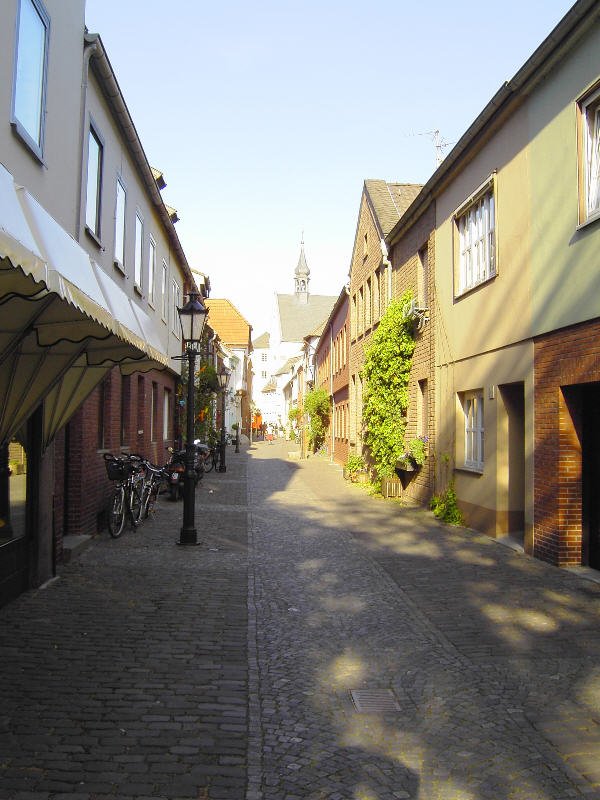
176, 291, 208, 546
217, 366, 230, 473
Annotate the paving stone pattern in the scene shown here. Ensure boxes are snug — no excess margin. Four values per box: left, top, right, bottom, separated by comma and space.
4, 441, 600, 799
248, 440, 600, 800
0, 460, 249, 800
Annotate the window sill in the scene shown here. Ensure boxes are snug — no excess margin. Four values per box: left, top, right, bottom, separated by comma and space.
576, 210, 600, 231
11, 120, 45, 165
454, 274, 496, 301
85, 226, 102, 249
455, 465, 484, 475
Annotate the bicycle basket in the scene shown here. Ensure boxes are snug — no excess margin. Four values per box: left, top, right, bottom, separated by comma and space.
104, 457, 129, 481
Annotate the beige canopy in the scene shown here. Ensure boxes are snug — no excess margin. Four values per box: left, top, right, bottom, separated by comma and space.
0, 163, 172, 448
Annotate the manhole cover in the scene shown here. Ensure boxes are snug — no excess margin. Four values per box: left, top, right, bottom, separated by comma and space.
349, 689, 400, 713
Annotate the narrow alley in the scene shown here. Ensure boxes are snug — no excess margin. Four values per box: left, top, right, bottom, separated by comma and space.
2, 441, 600, 800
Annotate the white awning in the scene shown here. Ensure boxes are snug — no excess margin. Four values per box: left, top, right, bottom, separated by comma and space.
0, 162, 173, 447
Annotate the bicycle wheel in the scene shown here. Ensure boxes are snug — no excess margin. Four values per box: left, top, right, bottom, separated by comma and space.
140, 478, 153, 519
108, 486, 126, 538
211, 449, 220, 471
203, 453, 214, 473
129, 483, 143, 528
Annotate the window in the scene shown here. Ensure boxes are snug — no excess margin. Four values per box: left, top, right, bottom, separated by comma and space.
580, 86, 600, 223
85, 125, 103, 238
150, 382, 158, 442
97, 379, 106, 450
418, 379, 428, 438
363, 231, 368, 258
261, 353, 268, 362
148, 237, 156, 305
418, 245, 429, 308
134, 212, 143, 288
171, 279, 180, 335
463, 391, 484, 471
456, 184, 495, 295
261, 370, 267, 379
114, 178, 126, 268
163, 389, 171, 440
161, 260, 168, 321
120, 375, 130, 446
365, 278, 372, 328
12, 0, 49, 157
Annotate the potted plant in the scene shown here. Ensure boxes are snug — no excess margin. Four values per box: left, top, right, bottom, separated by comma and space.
396, 435, 428, 472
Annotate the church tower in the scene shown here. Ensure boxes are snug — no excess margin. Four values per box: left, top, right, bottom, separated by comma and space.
294, 238, 310, 304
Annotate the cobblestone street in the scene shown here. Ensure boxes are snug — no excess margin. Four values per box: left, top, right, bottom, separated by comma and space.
3, 440, 600, 799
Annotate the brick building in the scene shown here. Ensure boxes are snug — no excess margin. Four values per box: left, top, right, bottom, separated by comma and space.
348, 180, 422, 459
314, 289, 350, 466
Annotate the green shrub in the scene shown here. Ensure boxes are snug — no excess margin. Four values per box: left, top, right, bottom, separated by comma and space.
362, 293, 416, 479
345, 454, 365, 476
430, 482, 464, 526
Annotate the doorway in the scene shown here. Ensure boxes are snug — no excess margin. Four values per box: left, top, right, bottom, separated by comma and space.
582, 383, 600, 568
499, 382, 526, 543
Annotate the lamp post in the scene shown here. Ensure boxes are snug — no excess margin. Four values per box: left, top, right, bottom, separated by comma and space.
217, 366, 230, 473
176, 291, 208, 546
235, 390, 242, 453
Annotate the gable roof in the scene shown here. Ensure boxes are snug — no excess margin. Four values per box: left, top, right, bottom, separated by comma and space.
205, 298, 252, 348
274, 355, 302, 376
364, 180, 423, 238
276, 293, 337, 342
387, 0, 600, 245
252, 331, 270, 349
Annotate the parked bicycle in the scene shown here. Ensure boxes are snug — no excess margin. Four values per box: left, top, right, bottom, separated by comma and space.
195, 441, 220, 473
137, 458, 169, 519
103, 453, 145, 538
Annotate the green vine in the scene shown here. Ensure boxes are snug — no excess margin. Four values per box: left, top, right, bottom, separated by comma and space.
362, 292, 416, 479
303, 387, 330, 452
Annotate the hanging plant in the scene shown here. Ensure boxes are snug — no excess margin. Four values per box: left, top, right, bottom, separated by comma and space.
362, 292, 416, 479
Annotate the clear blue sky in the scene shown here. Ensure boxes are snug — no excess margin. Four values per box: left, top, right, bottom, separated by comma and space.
85, 0, 575, 335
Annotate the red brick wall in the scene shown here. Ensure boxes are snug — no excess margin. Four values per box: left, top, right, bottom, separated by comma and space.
389, 204, 436, 505
54, 366, 179, 558
534, 319, 600, 566
315, 294, 350, 463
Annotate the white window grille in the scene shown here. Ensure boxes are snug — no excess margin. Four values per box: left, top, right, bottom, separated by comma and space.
464, 391, 484, 471
457, 188, 495, 294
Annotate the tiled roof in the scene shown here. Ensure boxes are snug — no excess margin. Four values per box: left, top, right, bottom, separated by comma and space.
277, 294, 337, 343
274, 355, 301, 377
252, 331, 270, 349
205, 298, 252, 347
364, 180, 423, 237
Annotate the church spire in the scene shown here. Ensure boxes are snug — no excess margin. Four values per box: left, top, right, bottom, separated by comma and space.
294, 234, 310, 304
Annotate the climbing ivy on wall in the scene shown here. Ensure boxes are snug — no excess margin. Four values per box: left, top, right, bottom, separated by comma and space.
361, 292, 416, 479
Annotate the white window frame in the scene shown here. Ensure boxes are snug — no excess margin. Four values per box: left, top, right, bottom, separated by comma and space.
114, 178, 126, 270
455, 179, 496, 296
11, 0, 50, 159
85, 123, 103, 239
161, 260, 168, 322
134, 211, 143, 289
463, 390, 484, 471
147, 236, 156, 306
580, 85, 600, 225
171, 279, 181, 336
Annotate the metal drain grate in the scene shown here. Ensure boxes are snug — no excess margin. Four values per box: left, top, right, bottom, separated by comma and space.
349, 689, 400, 713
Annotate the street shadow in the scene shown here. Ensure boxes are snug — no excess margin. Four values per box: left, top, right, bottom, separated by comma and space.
248, 444, 600, 799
